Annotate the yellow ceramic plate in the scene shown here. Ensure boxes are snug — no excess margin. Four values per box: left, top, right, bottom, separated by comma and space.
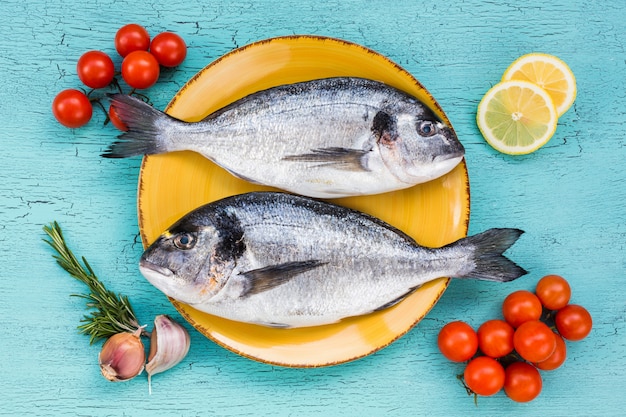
138, 36, 470, 367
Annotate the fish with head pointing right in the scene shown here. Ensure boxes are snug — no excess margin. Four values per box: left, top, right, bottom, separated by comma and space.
139, 192, 527, 328
103, 77, 464, 198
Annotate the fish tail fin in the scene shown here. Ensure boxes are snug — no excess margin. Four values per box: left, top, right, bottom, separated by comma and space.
458, 228, 527, 282
101, 94, 179, 158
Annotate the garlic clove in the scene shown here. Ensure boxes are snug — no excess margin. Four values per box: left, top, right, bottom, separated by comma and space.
98, 328, 145, 382
146, 315, 190, 393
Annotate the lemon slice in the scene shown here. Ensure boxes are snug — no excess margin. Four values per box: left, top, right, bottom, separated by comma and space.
477, 80, 558, 155
502, 53, 576, 116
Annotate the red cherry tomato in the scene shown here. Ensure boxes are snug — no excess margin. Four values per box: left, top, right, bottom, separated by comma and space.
76, 50, 115, 89
556, 304, 592, 341
52, 89, 93, 128
477, 319, 514, 358
437, 321, 478, 362
108, 105, 128, 131
115, 23, 150, 57
535, 332, 567, 371
513, 320, 556, 363
536, 274, 571, 310
504, 362, 542, 402
150, 32, 187, 67
463, 356, 505, 396
502, 290, 543, 328
121, 50, 160, 89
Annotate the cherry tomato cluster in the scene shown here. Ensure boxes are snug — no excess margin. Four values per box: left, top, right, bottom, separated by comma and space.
52, 23, 187, 129
437, 274, 592, 403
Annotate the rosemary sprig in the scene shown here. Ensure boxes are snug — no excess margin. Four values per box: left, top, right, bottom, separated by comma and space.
43, 221, 142, 344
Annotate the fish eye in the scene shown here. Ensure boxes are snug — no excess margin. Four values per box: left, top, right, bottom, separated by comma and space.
173, 232, 197, 250
417, 120, 437, 137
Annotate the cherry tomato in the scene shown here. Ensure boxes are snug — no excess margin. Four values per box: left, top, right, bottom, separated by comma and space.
52, 89, 93, 128
504, 362, 542, 402
76, 50, 115, 89
121, 50, 160, 89
150, 32, 187, 67
535, 332, 567, 371
556, 304, 592, 341
115, 23, 150, 57
502, 290, 543, 328
536, 274, 571, 310
463, 356, 505, 396
437, 321, 478, 362
108, 105, 127, 131
513, 320, 556, 363
477, 319, 514, 358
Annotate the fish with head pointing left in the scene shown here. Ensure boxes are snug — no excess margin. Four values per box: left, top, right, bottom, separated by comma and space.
103, 77, 464, 198
139, 192, 527, 328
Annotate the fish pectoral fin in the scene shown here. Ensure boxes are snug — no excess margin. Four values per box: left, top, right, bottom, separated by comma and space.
282, 147, 370, 171
372, 286, 421, 312
241, 260, 325, 297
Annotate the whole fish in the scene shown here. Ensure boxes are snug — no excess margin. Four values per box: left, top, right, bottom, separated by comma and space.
139, 192, 526, 328
103, 77, 465, 198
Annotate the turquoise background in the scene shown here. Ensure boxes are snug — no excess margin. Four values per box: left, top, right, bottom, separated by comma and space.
1, 0, 625, 416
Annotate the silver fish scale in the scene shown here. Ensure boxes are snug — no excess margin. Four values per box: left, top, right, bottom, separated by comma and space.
177, 81, 383, 162
205, 193, 460, 326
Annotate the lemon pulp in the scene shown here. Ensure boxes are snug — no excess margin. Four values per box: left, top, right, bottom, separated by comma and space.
502, 53, 577, 117
477, 80, 558, 155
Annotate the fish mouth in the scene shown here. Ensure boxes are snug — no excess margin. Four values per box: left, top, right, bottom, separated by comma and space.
139, 259, 173, 278
139, 259, 206, 306
435, 151, 465, 162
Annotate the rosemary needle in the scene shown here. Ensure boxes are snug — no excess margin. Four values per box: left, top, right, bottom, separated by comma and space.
43, 221, 142, 343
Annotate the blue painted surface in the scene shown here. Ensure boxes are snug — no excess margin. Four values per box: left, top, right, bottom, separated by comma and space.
1, 0, 624, 415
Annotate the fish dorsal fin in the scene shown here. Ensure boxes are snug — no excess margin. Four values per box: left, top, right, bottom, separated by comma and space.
241, 260, 325, 297
282, 147, 370, 171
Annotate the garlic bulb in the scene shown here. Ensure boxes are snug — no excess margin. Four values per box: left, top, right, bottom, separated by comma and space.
98, 328, 145, 382
146, 315, 190, 393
